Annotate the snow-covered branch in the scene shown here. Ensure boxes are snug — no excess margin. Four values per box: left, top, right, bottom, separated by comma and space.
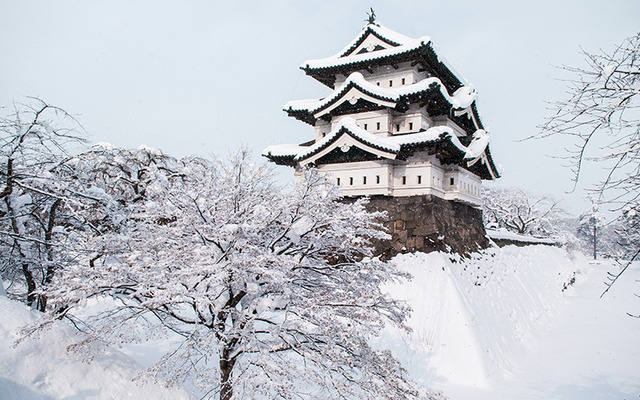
41, 150, 427, 400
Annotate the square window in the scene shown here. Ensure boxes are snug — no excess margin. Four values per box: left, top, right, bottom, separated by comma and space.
450, 178, 455, 185
376, 82, 380, 86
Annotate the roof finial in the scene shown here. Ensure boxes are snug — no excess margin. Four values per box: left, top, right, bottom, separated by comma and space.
365, 7, 377, 25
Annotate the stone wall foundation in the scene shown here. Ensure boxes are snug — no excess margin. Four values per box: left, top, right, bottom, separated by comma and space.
351, 195, 489, 257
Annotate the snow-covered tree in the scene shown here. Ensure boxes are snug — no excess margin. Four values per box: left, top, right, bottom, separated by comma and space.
43, 150, 429, 400
0, 99, 92, 311
577, 203, 607, 259
537, 33, 639, 291
616, 205, 640, 259
537, 33, 639, 209
482, 186, 562, 237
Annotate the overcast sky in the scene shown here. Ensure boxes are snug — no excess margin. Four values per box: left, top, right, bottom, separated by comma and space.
2, 0, 638, 215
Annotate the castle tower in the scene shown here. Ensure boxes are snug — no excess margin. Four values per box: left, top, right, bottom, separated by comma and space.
264, 15, 500, 254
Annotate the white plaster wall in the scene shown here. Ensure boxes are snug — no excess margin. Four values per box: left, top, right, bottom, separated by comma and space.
331, 112, 391, 136
319, 160, 393, 196
334, 62, 426, 89
443, 167, 482, 205
314, 120, 331, 141
391, 108, 431, 134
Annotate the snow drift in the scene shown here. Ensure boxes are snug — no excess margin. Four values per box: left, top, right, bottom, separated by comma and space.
382, 245, 640, 399
0, 294, 191, 400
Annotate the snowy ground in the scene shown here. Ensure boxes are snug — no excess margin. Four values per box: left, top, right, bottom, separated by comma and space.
383, 245, 640, 400
0, 292, 192, 400
1, 245, 638, 399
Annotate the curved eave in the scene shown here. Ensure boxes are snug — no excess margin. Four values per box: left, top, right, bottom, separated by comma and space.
302, 45, 463, 93
286, 82, 471, 130
470, 102, 485, 130
398, 138, 498, 180
286, 84, 397, 126
263, 153, 297, 167
296, 126, 399, 164
482, 147, 501, 179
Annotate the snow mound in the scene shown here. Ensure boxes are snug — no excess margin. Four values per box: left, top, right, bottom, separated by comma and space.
0, 297, 192, 400
380, 245, 640, 399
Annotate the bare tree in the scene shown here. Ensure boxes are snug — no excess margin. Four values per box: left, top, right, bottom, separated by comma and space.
0, 99, 89, 311
537, 33, 639, 208
535, 33, 640, 294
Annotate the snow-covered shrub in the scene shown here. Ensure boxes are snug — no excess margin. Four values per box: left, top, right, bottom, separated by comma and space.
482, 186, 563, 237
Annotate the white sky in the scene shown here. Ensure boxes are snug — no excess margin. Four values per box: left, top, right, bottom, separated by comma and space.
1, 0, 638, 215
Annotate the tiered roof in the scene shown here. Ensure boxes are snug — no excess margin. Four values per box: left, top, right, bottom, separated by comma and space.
285, 72, 478, 127
264, 20, 500, 180
301, 23, 464, 92
263, 117, 498, 179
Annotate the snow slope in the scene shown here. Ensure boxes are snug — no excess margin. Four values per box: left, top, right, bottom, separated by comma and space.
2, 246, 638, 400
383, 245, 640, 399
0, 295, 192, 400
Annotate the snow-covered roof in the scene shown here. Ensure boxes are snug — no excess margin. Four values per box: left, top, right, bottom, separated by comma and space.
486, 228, 560, 245
263, 116, 490, 166
336, 23, 415, 57
301, 22, 465, 91
284, 72, 477, 120
304, 24, 429, 71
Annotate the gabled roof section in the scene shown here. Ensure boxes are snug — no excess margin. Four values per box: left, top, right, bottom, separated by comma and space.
301, 23, 465, 91
263, 116, 499, 179
337, 23, 413, 58
284, 72, 478, 126
294, 118, 400, 165
302, 34, 431, 76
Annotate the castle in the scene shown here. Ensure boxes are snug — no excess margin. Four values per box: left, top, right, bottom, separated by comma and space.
264, 14, 499, 254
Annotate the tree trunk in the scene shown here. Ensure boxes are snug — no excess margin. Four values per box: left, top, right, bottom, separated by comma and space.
593, 224, 597, 260
38, 198, 62, 312
219, 347, 235, 400
22, 262, 37, 307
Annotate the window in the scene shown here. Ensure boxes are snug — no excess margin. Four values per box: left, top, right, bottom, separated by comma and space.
389, 80, 393, 87
401, 77, 406, 85
417, 175, 422, 184
363, 176, 367, 184
337, 177, 341, 186
376, 122, 380, 130
322, 132, 326, 137
409, 122, 413, 130
376, 82, 380, 86
396, 124, 400, 132
402, 176, 406, 185
376, 175, 380, 184
364, 123, 368, 130
350, 177, 354, 185
450, 177, 455, 185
